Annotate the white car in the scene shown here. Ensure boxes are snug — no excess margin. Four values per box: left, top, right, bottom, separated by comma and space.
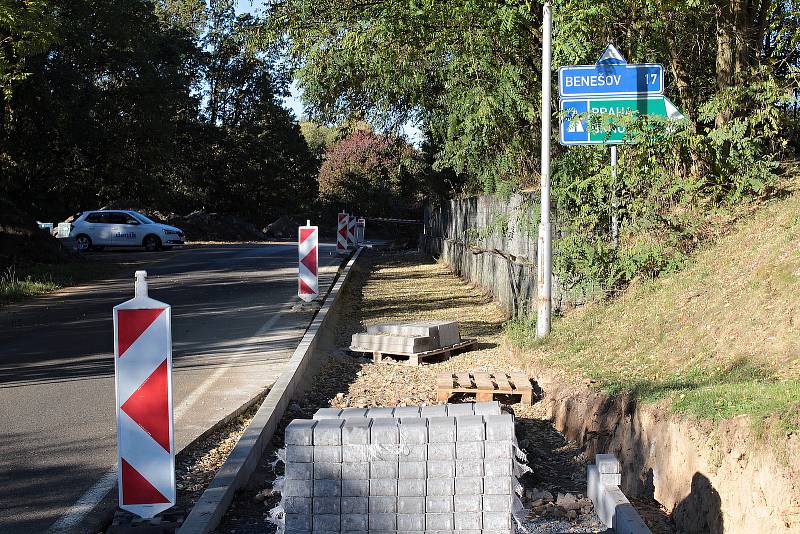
66, 210, 185, 252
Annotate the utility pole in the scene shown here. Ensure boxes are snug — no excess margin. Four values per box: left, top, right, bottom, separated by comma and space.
536, 0, 553, 338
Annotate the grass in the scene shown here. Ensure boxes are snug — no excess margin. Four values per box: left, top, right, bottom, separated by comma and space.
0, 263, 120, 306
507, 188, 800, 438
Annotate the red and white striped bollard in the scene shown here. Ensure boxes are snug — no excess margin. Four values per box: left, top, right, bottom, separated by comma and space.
336, 212, 348, 255
113, 271, 175, 518
298, 221, 319, 302
347, 214, 356, 249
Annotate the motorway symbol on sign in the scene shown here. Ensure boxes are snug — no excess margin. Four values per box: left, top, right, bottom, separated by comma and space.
560, 96, 685, 145
113, 271, 175, 519
559, 44, 663, 98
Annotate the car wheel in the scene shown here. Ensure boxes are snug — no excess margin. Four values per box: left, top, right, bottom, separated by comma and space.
143, 235, 162, 252
75, 234, 92, 252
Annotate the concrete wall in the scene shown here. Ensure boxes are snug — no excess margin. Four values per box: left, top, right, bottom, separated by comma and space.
420, 194, 578, 317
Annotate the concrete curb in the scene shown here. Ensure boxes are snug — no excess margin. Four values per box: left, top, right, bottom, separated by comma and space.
587, 454, 652, 534
177, 247, 365, 534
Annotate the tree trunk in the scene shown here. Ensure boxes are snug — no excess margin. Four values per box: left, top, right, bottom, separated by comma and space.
715, 1, 735, 128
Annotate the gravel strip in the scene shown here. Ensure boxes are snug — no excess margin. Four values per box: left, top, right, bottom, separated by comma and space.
212, 251, 674, 534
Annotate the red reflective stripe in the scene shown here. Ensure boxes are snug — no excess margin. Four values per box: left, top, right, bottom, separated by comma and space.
300, 228, 314, 242
299, 278, 314, 295
117, 309, 164, 357
121, 458, 169, 505
301, 246, 317, 276
121, 359, 170, 452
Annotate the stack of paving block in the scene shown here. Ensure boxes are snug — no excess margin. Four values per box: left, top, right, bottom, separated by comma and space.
280, 402, 522, 534
350, 321, 461, 355
311, 402, 501, 420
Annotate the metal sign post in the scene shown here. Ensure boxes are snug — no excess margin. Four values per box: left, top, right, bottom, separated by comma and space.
536, 0, 553, 338
298, 221, 319, 302
611, 145, 619, 248
113, 271, 175, 518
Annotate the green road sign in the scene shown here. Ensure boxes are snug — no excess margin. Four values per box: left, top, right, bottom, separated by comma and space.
560, 95, 684, 145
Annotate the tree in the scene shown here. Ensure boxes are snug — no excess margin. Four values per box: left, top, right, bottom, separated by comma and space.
318, 129, 423, 216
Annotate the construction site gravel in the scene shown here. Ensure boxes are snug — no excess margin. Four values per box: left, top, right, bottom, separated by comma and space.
207, 251, 675, 534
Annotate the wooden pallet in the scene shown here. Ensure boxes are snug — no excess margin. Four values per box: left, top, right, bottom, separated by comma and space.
436, 372, 534, 404
350, 338, 477, 366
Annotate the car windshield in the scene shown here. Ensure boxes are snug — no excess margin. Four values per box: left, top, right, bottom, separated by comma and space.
131, 212, 156, 225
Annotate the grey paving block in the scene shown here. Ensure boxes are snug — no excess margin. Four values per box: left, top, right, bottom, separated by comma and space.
283, 496, 312, 514
484, 460, 512, 477
455, 530, 482, 534
483, 440, 512, 459
403, 444, 428, 461
371, 418, 400, 444
398, 496, 425, 514
426, 495, 454, 513
456, 415, 485, 442
369, 496, 397, 514
420, 404, 447, 418
342, 419, 371, 444
285, 420, 317, 445
313, 479, 341, 497
366, 321, 460, 348
399, 461, 426, 479
341, 479, 369, 497
596, 453, 622, 474
312, 513, 340, 532
483, 494, 512, 512
313, 446, 342, 463
427, 442, 455, 461
340, 407, 368, 418
369, 513, 397, 530
285, 462, 313, 480
352, 332, 436, 353
453, 511, 482, 530
455, 441, 484, 460
286, 445, 314, 463
313, 497, 341, 515
427, 460, 455, 479
342, 444, 368, 462
313, 419, 344, 445
341, 461, 369, 480
366, 407, 396, 418
312, 408, 342, 420
483, 477, 512, 495
285, 513, 311, 532
394, 406, 421, 418
484, 414, 514, 441
340, 496, 368, 514
472, 401, 501, 415
426, 478, 454, 496
341, 514, 368, 531
400, 418, 428, 444
426, 513, 454, 530
313, 462, 341, 480
453, 494, 481, 512
454, 459, 483, 478
428, 417, 456, 443
397, 513, 425, 531
454, 477, 482, 496
369, 478, 398, 496
445, 403, 473, 418
371, 460, 399, 478
482, 512, 511, 530
399, 479, 426, 496
283, 479, 313, 497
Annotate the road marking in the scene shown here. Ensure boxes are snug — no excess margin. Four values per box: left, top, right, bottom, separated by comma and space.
46, 300, 299, 533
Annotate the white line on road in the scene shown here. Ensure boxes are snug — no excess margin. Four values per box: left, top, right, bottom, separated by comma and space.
46, 301, 298, 533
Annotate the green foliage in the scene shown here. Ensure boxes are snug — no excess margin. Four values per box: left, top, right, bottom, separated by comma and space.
0, 0, 318, 225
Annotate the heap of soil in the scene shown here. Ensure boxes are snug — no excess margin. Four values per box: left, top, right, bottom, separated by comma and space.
0, 199, 73, 267
263, 216, 299, 239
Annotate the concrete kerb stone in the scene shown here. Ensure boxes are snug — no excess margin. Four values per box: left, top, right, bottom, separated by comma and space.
587, 454, 652, 534
176, 247, 365, 534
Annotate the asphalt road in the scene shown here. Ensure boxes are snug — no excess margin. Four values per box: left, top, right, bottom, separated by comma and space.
0, 242, 344, 533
